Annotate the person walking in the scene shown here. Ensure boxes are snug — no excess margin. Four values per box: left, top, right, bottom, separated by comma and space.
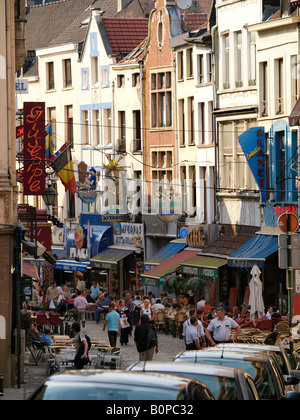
65, 322, 89, 370
117, 299, 130, 346
139, 299, 154, 324
205, 306, 241, 346
134, 314, 159, 362
103, 303, 121, 348
183, 309, 205, 349
74, 290, 88, 328
185, 317, 201, 350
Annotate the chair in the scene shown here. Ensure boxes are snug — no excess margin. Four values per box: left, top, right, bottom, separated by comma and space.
256, 319, 273, 331
28, 340, 45, 366
48, 313, 61, 333
86, 304, 97, 321
97, 347, 122, 369
154, 311, 165, 332
35, 313, 48, 331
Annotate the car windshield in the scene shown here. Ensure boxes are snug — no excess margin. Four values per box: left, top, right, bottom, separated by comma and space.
177, 358, 277, 400
32, 382, 189, 401
154, 371, 239, 400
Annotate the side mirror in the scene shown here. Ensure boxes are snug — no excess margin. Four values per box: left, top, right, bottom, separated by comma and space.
285, 375, 299, 386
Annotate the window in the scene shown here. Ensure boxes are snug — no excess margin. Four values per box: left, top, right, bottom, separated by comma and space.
151, 70, 172, 128
291, 55, 299, 106
186, 48, 193, 78
198, 54, 204, 84
132, 73, 140, 87
178, 99, 185, 146
46, 62, 55, 90
223, 33, 230, 89
48, 107, 56, 149
261, 62, 268, 116
117, 75, 125, 88
133, 110, 141, 152
249, 32, 256, 85
91, 56, 99, 85
198, 102, 205, 145
275, 58, 284, 114
158, 22, 163, 47
118, 111, 126, 152
82, 69, 89, 90
102, 69, 108, 88
82, 110, 89, 145
63, 59, 72, 88
92, 109, 101, 146
188, 97, 195, 144
66, 105, 73, 149
103, 108, 112, 146
207, 53, 212, 83
178, 51, 184, 80
235, 31, 243, 87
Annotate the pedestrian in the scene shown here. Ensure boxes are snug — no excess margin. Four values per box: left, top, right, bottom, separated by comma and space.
185, 316, 201, 350
74, 290, 88, 328
65, 322, 89, 370
140, 299, 154, 324
46, 281, 59, 312
183, 309, 205, 349
90, 281, 100, 301
205, 306, 241, 346
134, 314, 159, 362
103, 303, 121, 348
117, 299, 130, 346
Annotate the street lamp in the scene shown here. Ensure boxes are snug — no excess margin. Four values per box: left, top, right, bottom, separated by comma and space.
42, 184, 57, 207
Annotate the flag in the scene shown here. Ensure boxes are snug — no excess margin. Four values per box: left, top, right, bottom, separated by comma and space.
45, 124, 54, 159
49, 143, 77, 195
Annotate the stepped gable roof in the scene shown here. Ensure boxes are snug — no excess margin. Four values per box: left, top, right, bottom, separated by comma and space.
101, 18, 149, 62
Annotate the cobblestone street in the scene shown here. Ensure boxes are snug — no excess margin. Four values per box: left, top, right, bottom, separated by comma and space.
1, 319, 186, 400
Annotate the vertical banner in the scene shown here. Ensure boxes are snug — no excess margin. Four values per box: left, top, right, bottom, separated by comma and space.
23, 102, 46, 195
238, 127, 267, 204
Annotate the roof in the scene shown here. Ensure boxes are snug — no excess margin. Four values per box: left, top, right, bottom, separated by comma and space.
101, 18, 149, 62
201, 234, 253, 258
118, 37, 148, 64
116, 0, 154, 18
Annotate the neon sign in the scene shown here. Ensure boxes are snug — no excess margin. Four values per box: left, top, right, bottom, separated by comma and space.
23, 102, 46, 195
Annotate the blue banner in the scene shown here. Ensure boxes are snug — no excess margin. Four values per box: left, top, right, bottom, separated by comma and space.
238, 127, 266, 204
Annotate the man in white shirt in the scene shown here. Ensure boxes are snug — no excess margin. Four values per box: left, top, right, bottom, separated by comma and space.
74, 290, 88, 328
152, 299, 165, 311
185, 317, 201, 350
197, 297, 206, 311
183, 308, 205, 349
206, 307, 241, 345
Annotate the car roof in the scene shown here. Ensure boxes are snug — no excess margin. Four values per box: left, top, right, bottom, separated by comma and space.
127, 361, 241, 379
175, 350, 266, 362
46, 369, 202, 389
214, 343, 282, 352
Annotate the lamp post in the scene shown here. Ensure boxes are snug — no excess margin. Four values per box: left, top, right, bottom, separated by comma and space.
42, 184, 57, 208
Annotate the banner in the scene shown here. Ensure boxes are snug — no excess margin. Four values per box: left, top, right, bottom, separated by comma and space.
238, 127, 266, 204
23, 102, 46, 195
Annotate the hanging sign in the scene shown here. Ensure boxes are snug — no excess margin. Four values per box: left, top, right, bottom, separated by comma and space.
23, 102, 46, 195
238, 127, 266, 204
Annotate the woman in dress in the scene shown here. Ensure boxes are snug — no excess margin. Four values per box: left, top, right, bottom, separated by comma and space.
117, 299, 130, 345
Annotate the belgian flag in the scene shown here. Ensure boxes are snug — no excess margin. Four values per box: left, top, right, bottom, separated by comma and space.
49, 143, 77, 195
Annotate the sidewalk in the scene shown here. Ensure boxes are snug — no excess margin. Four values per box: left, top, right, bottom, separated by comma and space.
0, 319, 186, 400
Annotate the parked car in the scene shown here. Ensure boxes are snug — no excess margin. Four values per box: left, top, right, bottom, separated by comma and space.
209, 343, 299, 385
29, 370, 215, 401
126, 361, 260, 400
174, 350, 300, 400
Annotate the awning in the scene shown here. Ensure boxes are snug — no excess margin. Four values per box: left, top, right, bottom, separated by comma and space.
141, 250, 199, 287
55, 260, 90, 272
181, 256, 227, 279
23, 261, 38, 278
144, 242, 187, 271
227, 234, 279, 268
289, 98, 300, 126
90, 247, 134, 270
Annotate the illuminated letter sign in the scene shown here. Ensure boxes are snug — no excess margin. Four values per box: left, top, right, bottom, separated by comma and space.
23, 102, 46, 195
238, 127, 266, 204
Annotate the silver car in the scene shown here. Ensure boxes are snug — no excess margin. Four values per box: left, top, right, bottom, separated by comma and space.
127, 361, 260, 400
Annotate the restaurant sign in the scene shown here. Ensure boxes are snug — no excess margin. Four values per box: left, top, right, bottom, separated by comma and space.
23, 102, 46, 195
181, 265, 218, 278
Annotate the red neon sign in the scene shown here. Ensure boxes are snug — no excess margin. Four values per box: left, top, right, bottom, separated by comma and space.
23, 102, 46, 195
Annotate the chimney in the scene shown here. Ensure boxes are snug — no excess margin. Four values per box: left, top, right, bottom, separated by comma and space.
117, 0, 132, 13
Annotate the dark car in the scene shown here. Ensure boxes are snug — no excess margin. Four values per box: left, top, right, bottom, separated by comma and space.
126, 361, 260, 400
174, 350, 300, 400
28, 370, 215, 401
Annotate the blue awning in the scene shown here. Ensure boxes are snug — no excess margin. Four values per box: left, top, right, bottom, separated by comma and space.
144, 242, 187, 271
55, 260, 90, 272
227, 235, 278, 268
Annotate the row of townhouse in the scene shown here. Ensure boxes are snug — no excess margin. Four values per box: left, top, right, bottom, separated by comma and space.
16, 0, 300, 310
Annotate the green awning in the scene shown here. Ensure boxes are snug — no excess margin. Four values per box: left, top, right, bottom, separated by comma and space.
181, 256, 227, 279
90, 247, 134, 270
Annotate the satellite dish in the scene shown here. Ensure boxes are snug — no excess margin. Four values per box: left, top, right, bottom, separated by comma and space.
176, 0, 192, 10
